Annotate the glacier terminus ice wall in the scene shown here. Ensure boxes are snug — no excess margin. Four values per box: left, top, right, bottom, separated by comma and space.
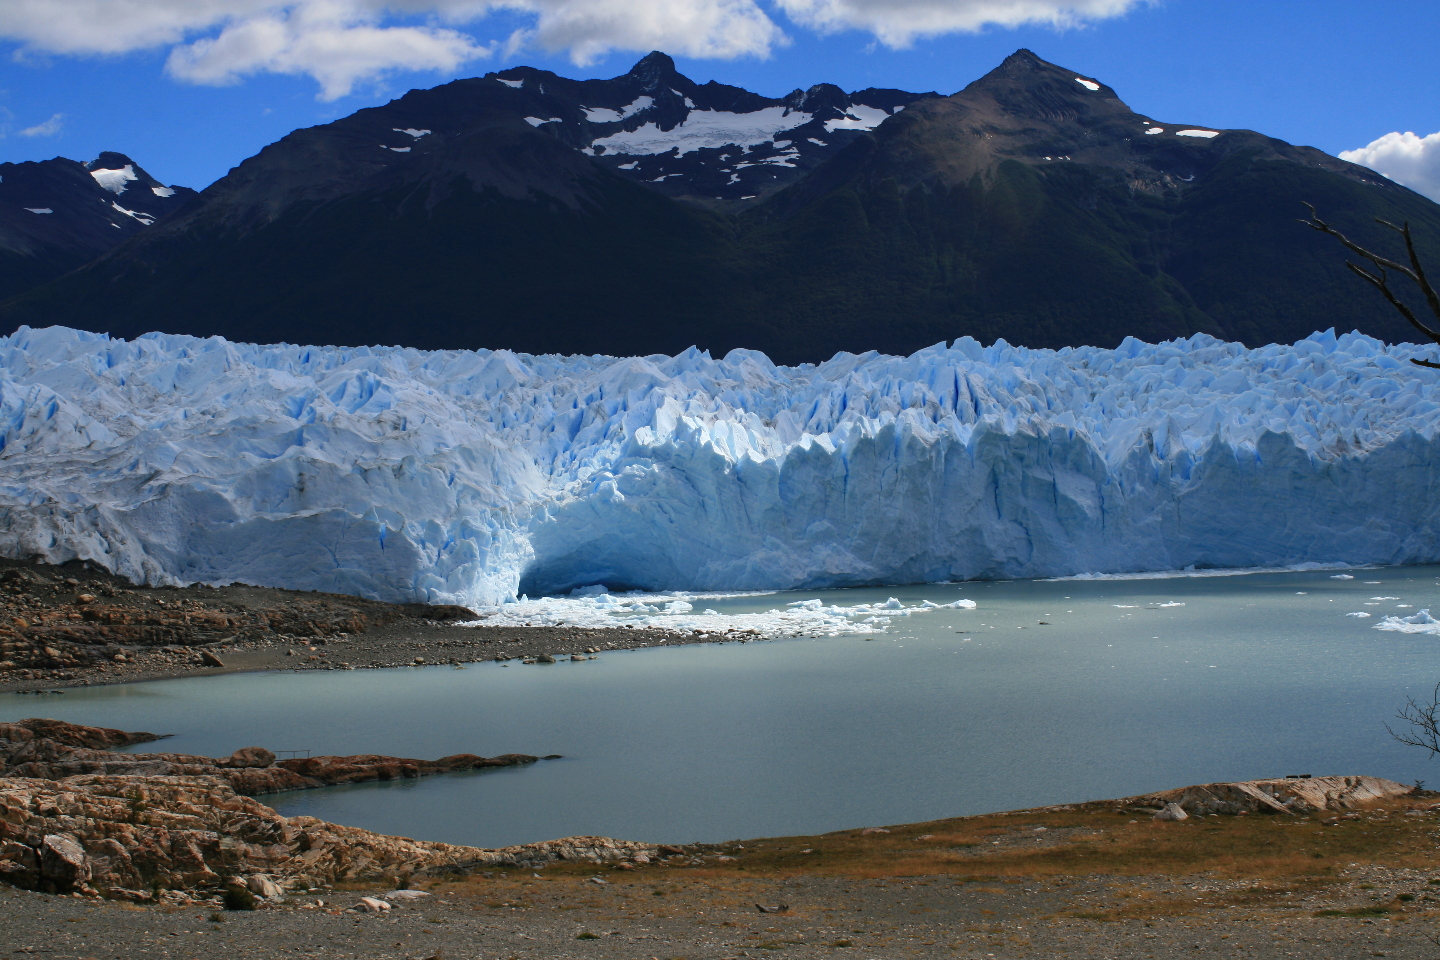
1, 325, 1438, 608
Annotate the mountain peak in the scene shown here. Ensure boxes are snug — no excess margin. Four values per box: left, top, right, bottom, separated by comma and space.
87, 152, 139, 171
950, 47, 1120, 122
627, 50, 679, 89
978, 48, 1100, 87
1001, 48, 1044, 66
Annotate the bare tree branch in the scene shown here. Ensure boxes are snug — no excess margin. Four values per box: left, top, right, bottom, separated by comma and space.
1300, 203, 1440, 368
1386, 682, 1440, 756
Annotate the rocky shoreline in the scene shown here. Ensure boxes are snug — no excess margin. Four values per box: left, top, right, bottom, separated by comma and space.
0, 557, 744, 694
3, 719, 1437, 959
0, 719, 1420, 906
0, 718, 553, 796
0, 719, 656, 903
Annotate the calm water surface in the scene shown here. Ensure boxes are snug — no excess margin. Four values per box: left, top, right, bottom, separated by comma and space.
5, 566, 1440, 848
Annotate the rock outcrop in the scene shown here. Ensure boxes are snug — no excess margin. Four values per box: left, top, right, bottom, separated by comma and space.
0, 719, 644, 900
0, 718, 540, 796
1118, 775, 1413, 817
0, 718, 164, 749
0, 774, 653, 898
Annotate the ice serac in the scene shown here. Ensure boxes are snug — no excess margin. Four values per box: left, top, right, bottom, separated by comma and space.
0, 326, 1438, 607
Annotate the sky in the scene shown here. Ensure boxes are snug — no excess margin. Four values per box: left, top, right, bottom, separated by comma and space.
1, 0, 1438, 199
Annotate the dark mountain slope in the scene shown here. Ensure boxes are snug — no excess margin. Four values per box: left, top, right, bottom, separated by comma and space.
738, 49, 1440, 358
7, 128, 759, 355
0, 153, 194, 300
2, 51, 1437, 361
1161, 152, 1440, 348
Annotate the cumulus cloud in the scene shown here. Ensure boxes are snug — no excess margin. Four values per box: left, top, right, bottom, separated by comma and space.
1341, 131, 1440, 203
499, 0, 785, 66
0, 1, 494, 99
18, 113, 64, 137
0, 0, 1144, 97
165, 2, 490, 99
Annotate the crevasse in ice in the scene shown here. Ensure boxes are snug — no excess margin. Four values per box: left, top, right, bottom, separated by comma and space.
1, 325, 1438, 607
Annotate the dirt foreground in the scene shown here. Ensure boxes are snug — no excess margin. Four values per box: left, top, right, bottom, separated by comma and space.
6, 786, 1440, 958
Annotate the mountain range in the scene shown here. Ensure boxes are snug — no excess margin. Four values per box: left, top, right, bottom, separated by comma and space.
0, 152, 194, 301
2, 50, 1436, 363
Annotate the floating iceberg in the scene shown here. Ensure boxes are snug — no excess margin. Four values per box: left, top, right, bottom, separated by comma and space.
2, 326, 1439, 608
1375, 609, 1440, 634
466, 591, 974, 636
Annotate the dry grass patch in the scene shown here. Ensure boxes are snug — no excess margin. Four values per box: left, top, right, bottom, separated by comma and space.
575, 796, 1440, 886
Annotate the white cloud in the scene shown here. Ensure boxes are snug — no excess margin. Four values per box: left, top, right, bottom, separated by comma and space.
165, 2, 490, 99
0, 1, 494, 99
497, 0, 785, 66
18, 113, 64, 137
0, 0, 1143, 96
1340, 131, 1440, 204
772, 0, 1145, 47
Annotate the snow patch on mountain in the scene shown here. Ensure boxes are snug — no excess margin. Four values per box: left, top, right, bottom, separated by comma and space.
589, 106, 811, 156
89, 165, 137, 194
583, 97, 654, 123
110, 202, 154, 225
823, 105, 891, 132
1, 327, 1439, 609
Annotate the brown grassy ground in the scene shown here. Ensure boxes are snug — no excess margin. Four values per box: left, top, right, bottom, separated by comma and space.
529, 791, 1440, 913
7, 791, 1440, 958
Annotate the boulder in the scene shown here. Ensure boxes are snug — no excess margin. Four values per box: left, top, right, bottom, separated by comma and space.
247, 874, 285, 900
219, 746, 276, 768
356, 896, 391, 912
40, 833, 90, 889
1154, 802, 1188, 821
0, 840, 40, 887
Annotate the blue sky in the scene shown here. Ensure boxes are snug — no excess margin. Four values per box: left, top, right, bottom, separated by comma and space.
2, 0, 1438, 197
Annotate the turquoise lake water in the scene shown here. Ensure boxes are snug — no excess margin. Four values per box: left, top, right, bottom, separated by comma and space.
4, 565, 1440, 848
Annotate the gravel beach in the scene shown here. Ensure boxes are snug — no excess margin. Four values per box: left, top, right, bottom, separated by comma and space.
3, 845, 1437, 959
0, 557, 749, 695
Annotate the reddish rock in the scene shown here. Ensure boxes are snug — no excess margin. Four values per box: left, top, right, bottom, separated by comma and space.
0, 774, 656, 899
0, 718, 163, 749
2, 720, 538, 797
218, 746, 276, 768
40, 833, 90, 890
277, 752, 538, 785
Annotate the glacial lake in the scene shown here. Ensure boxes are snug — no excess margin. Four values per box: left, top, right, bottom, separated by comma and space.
5, 565, 1440, 849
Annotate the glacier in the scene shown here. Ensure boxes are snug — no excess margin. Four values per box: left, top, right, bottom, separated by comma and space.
1, 325, 1439, 609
